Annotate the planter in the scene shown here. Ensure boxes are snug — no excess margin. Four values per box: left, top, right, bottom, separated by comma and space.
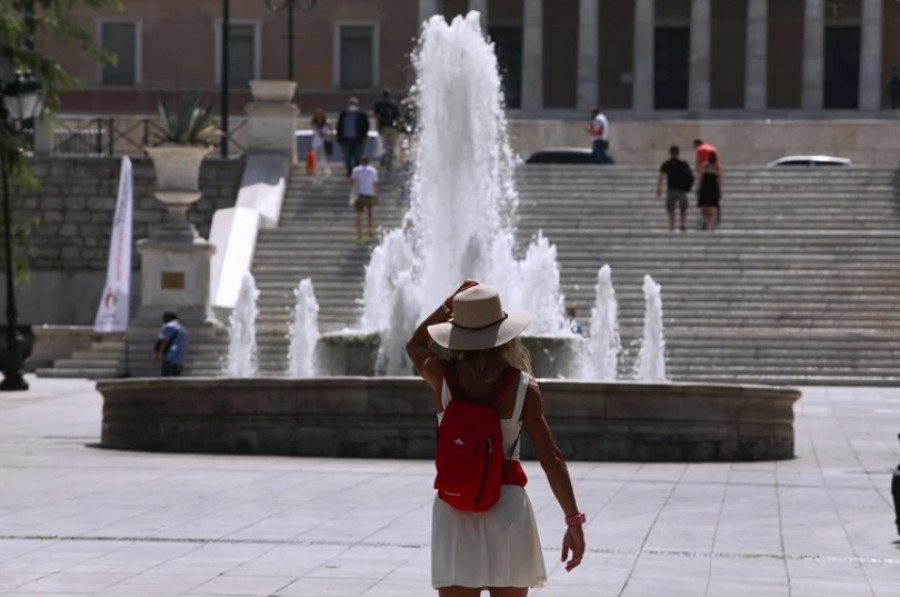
146, 145, 211, 238
249, 80, 297, 103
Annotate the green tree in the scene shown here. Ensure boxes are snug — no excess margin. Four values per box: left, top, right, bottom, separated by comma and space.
1, 0, 120, 181
1, 0, 119, 279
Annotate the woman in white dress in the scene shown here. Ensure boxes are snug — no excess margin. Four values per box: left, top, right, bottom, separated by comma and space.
406, 281, 586, 596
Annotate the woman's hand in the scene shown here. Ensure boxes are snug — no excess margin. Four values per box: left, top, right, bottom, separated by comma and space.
562, 525, 585, 572
443, 279, 479, 310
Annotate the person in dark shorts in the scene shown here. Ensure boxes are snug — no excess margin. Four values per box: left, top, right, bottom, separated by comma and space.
656, 145, 694, 232
697, 152, 723, 231
154, 312, 187, 377
349, 155, 380, 243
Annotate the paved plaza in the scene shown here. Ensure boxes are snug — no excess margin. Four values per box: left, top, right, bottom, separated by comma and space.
0, 378, 898, 596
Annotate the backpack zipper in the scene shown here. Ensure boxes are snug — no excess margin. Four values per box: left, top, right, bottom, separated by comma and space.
473, 438, 492, 506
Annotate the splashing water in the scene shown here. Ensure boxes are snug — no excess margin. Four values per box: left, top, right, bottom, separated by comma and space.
635, 274, 667, 382
225, 272, 259, 377
580, 265, 621, 381
359, 12, 570, 374
287, 278, 320, 378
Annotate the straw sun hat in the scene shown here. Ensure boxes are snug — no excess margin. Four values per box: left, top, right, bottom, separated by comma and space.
428, 284, 531, 351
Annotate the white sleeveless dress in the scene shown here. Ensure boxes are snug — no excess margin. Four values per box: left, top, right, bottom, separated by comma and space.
431, 371, 547, 589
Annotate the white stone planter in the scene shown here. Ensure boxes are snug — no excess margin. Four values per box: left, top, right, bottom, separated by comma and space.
249, 80, 297, 103
146, 145, 211, 239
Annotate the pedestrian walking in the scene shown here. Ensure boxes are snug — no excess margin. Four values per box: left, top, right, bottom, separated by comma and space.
565, 303, 585, 336
587, 107, 614, 164
697, 152, 723, 231
694, 139, 721, 225
406, 281, 586, 596
154, 312, 187, 377
657, 145, 694, 232
888, 67, 900, 109
337, 96, 370, 176
310, 109, 333, 185
349, 155, 379, 243
397, 95, 418, 166
373, 90, 400, 171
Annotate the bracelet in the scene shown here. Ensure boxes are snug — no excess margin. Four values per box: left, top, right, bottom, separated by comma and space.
440, 302, 452, 316
565, 513, 586, 527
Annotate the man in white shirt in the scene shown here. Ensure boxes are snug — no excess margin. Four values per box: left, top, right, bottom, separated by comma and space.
587, 108, 614, 164
349, 155, 380, 243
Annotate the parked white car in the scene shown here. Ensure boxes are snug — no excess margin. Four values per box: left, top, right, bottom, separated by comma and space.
766, 155, 852, 168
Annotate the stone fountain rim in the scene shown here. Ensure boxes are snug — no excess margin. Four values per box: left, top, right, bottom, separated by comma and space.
95, 376, 801, 400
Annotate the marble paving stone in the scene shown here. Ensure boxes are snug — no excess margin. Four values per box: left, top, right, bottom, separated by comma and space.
0, 378, 898, 596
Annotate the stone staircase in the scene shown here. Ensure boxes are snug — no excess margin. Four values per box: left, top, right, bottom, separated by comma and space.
253, 164, 900, 385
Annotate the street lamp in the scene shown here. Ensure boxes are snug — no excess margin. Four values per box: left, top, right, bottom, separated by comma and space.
265, 0, 323, 81
0, 70, 43, 391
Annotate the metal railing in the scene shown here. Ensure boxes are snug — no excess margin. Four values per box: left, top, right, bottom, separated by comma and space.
50, 116, 248, 158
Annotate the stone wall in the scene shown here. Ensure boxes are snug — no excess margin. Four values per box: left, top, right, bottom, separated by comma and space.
2, 156, 244, 325
508, 118, 900, 166
14, 156, 244, 271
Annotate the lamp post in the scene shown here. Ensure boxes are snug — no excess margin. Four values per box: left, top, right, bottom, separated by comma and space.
0, 71, 42, 391
221, 0, 230, 158
265, 0, 323, 81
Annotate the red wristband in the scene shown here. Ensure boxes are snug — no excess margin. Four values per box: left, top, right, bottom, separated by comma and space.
565, 513, 586, 527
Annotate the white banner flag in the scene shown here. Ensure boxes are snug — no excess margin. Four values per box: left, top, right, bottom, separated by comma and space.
94, 156, 133, 332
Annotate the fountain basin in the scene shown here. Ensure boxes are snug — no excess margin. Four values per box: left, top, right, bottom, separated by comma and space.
97, 378, 800, 462
317, 332, 583, 378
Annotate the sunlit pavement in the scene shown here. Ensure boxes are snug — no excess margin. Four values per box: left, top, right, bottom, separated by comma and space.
0, 377, 898, 596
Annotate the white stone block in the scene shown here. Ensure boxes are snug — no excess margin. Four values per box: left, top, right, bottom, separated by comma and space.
209, 206, 261, 310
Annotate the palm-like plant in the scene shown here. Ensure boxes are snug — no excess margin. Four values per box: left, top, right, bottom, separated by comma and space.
156, 92, 218, 146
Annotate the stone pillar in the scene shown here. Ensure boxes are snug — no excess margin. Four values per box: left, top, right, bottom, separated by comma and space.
468, 0, 487, 32
244, 80, 299, 163
859, 0, 883, 110
521, 0, 543, 111
632, 0, 655, 112
801, 0, 825, 110
689, 0, 711, 111
419, 0, 440, 24
577, 0, 600, 110
744, 0, 768, 111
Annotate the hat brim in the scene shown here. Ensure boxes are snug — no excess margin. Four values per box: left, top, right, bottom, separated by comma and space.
427, 310, 531, 351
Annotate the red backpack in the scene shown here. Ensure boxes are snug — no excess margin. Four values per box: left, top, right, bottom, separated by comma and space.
434, 363, 521, 512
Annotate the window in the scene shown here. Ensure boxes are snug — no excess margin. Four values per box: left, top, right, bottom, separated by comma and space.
100, 21, 139, 86
215, 21, 261, 88
336, 24, 378, 89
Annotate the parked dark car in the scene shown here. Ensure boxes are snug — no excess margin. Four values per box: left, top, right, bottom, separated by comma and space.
524, 148, 596, 164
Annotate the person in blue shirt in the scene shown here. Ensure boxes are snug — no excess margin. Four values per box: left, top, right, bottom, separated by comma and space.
154, 312, 188, 377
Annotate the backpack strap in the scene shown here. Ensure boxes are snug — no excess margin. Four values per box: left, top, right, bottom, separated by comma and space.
511, 371, 528, 422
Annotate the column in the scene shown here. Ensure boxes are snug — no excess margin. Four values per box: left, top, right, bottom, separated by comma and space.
468, 0, 487, 32
744, 0, 768, 110
859, 0, 883, 110
801, 0, 824, 110
522, 0, 543, 111
419, 0, 440, 25
577, 0, 600, 110
689, 0, 711, 111
632, 0, 654, 112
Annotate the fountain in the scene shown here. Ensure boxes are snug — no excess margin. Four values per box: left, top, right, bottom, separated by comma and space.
635, 274, 667, 382
287, 279, 320, 378
97, 11, 801, 463
579, 265, 621, 381
224, 272, 259, 378
345, 11, 570, 377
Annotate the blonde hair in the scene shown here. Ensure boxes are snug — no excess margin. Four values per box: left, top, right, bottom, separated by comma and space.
447, 337, 532, 381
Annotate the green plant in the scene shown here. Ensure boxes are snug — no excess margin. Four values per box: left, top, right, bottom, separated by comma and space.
156, 92, 218, 146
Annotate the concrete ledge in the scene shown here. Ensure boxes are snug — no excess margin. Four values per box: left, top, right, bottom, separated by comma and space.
97, 378, 800, 462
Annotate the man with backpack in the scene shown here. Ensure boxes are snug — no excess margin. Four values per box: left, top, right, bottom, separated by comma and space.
657, 145, 694, 232
154, 312, 188, 377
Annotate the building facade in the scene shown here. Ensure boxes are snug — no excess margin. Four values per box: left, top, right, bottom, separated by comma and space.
51, 0, 900, 115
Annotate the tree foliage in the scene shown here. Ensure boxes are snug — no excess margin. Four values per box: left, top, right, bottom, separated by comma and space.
1, 0, 120, 180
0, 1, 119, 280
